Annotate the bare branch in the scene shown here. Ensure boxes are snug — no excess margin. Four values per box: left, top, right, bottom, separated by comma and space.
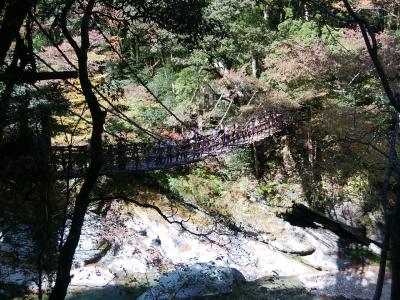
60, 0, 81, 55
90, 195, 221, 244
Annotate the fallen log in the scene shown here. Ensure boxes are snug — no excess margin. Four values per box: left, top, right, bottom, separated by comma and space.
285, 203, 382, 248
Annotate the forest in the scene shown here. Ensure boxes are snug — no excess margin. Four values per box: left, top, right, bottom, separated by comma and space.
0, 0, 400, 299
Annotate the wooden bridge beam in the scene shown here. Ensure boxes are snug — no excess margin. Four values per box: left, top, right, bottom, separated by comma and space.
53, 110, 300, 179
0, 71, 78, 83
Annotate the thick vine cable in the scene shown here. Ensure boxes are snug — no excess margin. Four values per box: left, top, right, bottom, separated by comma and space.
33, 16, 162, 140
92, 17, 195, 133
33, 51, 161, 140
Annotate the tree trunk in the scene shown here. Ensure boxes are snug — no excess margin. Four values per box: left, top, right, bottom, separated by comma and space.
251, 54, 258, 78
373, 216, 390, 300
0, 0, 33, 66
49, 195, 91, 299
391, 195, 400, 299
49, 1, 105, 299
0, 0, 6, 15
339, 4, 400, 294
0, 81, 13, 141
0, 36, 26, 142
374, 112, 398, 300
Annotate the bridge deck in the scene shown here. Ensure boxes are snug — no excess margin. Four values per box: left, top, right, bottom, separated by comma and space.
53, 111, 299, 179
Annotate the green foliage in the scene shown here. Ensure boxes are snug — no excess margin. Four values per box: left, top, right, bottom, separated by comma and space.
174, 66, 213, 102
256, 182, 279, 198
164, 66, 215, 120
149, 64, 177, 97
167, 168, 227, 208
106, 118, 132, 134
278, 19, 320, 46
32, 31, 49, 51
259, 71, 281, 89
256, 180, 298, 208
320, 25, 344, 53
345, 174, 371, 202
346, 244, 383, 266
277, 18, 343, 51
205, 0, 273, 69
372, 90, 389, 107
335, 79, 389, 109
337, 91, 358, 108
394, 29, 400, 38
223, 147, 253, 180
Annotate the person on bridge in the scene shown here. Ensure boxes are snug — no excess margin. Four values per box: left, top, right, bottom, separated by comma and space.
191, 132, 202, 159
155, 141, 163, 165
233, 123, 239, 141
180, 139, 190, 162
212, 128, 218, 139
221, 126, 228, 145
145, 143, 153, 168
166, 139, 176, 164
224, 124, 235, 145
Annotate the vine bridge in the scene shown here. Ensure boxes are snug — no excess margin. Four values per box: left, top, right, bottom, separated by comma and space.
53, 110, 302, 179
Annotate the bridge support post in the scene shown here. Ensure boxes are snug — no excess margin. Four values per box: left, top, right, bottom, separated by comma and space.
252, 141, 266, 179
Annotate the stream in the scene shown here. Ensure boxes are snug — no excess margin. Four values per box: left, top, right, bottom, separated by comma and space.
1, 194, 390, 299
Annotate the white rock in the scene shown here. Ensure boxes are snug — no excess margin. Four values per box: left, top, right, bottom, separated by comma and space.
138, 263, 245, 300
70, 266, 115, 288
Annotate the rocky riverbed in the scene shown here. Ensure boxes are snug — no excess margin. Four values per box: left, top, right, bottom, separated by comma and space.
0, 194, 391, 299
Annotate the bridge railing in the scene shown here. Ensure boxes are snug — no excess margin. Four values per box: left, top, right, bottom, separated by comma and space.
52, 110, 299, 177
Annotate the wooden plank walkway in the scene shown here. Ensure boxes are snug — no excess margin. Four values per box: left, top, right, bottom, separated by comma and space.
53, 111, 299, 179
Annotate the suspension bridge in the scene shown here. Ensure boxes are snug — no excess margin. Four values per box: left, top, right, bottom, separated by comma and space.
52, 109, 302, 179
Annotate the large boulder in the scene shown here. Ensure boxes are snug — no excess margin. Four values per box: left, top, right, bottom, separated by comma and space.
138, 263, 245, 300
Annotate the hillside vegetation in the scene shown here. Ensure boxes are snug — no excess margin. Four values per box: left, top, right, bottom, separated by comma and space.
1, 0, 400, 299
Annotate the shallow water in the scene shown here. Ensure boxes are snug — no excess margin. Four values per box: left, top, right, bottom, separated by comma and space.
67, 289, 344, 300
65, 272, 349, 300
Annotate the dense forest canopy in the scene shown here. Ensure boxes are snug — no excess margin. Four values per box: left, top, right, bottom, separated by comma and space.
1, 0, 400, 299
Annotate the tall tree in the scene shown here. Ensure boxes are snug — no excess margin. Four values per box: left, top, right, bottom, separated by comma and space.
44, 0, 214, 298
0, 0, 34, 66
340, 1, 400, 297
307, 0, 400, 298
48, 0, 105, 298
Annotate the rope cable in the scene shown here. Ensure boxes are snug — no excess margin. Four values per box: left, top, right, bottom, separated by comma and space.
92, 17, 196, 133
36, 10, 200, 139
33, 52, 161, 140
33, 16, 162, 140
